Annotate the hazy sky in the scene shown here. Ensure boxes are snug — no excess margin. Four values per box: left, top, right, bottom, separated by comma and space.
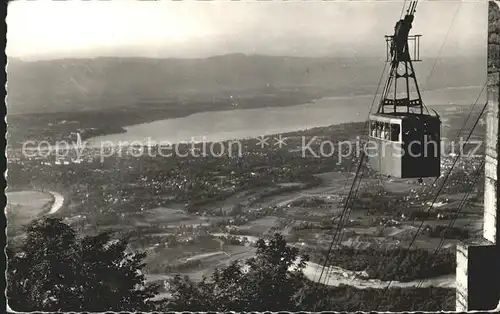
7, 0, 487, 60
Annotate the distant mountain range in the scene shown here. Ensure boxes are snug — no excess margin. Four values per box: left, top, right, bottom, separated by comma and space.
6, 54, 486, 114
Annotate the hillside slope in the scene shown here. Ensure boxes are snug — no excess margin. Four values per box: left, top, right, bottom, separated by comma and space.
6, 54, 485, 114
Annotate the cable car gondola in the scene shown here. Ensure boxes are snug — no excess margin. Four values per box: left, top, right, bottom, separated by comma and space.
366, 1, 441, 179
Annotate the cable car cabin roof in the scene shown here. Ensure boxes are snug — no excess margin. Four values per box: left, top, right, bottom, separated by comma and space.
369, 112, 441, 124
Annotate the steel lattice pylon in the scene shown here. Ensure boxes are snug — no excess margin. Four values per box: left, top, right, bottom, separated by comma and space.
377, 2, 424, 115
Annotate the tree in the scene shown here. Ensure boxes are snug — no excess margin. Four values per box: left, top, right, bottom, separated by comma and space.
7, 218, 159, 311
7, 218, 82, 310
165, 233, 309, 311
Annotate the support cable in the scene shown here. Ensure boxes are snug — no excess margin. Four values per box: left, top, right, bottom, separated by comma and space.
377, 99, 487, 302
416, 158, 485, 289
311, 60, 389, 287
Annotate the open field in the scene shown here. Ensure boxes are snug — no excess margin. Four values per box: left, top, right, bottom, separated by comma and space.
6, 190, 55, 240
231, 216, 281, 235
145, 244, 257, 283
126, 206, 224, 227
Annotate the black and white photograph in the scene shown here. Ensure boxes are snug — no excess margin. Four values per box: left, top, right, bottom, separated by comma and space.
4, 0, 499, 312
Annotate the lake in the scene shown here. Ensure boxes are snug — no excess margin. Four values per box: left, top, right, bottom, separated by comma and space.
89, 86, 484, 146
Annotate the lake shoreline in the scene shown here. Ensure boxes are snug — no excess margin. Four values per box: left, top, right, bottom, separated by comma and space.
86, 85, 483, 146
7, 85, 483, 150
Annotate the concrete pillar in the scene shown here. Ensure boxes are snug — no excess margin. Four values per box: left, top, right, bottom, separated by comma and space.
456, 1, 500, 311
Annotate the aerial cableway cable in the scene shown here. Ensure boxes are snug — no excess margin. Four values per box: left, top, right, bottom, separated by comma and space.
214, 58, 389, 304
372, 81, 487, 277
310, 57, 390, 288
314, 153, 366, 291
416, 157, 485, 289
312, 59, 390, 291
376, 97, 488, 305
358, 81, 486, 300
368, 0, 479, 285
421, 0, 462, 115
413, 93, 488, 290
321, 148, 373, 286
318, 0, 425, 287
399, 0, 409, 20
375, 83, 486, 257
431, 159, 484, 256
313, 0, 459, 293
315, 0, 422, 289
379, 97, 486, 294
319, 153, 367, 287
421, 0, 462, 93
315, 0, 472, 302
